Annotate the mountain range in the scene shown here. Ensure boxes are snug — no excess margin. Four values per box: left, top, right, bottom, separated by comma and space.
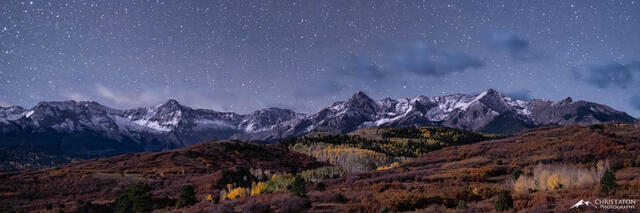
0, 89, 635, 159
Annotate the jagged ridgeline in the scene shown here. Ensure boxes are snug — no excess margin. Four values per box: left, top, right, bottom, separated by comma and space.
0, 89, 635, 171
282, 126, 502, 173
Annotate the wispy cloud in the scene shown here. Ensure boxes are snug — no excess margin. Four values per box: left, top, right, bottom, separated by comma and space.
0, 100, 11, 107
95, 84, 158, 106
631, 95, 640, 110
61, 91, 90, 101
336, 55, 386, 79
261, 101, 312, 113
293, 80, 343, 100
391, 41, 483, 76
93, 84, 235, 111
574, 60, 640, 113
487, 31, 538, 61
504, 89, 533, 101
577, 62, 639, 89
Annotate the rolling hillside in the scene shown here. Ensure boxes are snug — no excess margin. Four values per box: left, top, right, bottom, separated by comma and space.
1, 123, 640, 212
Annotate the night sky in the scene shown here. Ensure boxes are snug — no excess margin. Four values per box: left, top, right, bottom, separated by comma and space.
1, 0, 640, 116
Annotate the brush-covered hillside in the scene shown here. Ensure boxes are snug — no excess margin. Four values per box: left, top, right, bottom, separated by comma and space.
1, 124, 640, 212
282, 126, 501, 174
203, 123, 640, 212
0, 140, 322, 212
316, 123, 640, 212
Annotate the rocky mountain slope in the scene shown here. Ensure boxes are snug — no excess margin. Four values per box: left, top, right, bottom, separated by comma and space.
0, 89, 635, 164
0, 99, 303, 161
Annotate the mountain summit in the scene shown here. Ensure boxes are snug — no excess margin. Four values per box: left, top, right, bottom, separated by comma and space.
0, 89, 635, 161
349, 90, 375, 103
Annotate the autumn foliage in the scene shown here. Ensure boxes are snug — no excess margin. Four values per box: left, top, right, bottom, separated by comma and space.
512, 161, 609, 193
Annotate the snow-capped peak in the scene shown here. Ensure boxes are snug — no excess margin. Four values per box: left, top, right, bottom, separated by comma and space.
159, 99, 182, 109
351, 90, 370, 100
0, 90, 635, 151
126, 100, 185, 132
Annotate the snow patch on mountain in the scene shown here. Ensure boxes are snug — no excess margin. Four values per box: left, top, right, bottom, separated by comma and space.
0, 89, 635, 151
132, 119, 173, 132
195, 119, 237, 130
25, 110, 35, 118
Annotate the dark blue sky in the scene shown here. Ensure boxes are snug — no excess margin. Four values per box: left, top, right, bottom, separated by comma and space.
1, 0, 639, 116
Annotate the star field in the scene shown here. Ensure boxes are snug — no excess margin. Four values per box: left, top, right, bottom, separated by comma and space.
1, 0, 639, 116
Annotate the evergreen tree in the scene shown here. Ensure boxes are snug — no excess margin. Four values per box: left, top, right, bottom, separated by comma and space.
287, 175, 307, 197
315, 182, 325, 191
77, 200, 92, 213
600, 169, 617, 195
456, 200, 468, 210
512, 169, 523, 180
115, 182, 153, 213
218, 167, 256, 187
494, 190, 513, 212
175, 185, 198, 208
114, 192, 133, 213
335, 193, 348, 203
